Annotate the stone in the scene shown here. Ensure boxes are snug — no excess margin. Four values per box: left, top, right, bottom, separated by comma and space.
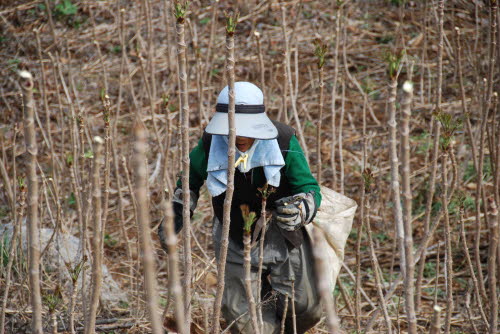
0, 222, 128, 309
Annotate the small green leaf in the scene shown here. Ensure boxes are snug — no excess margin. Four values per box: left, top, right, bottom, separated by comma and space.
199, 17, 210, 25
302, 10, 313, 19
362, 168, 375, 193
55, 0, 78, 16
17, 176, 25, 188
118, 301, 129, 309
384, 49, 405, 79
1, 234, 10, 267
68, 192, 76, 206
376, 35, 394, 45
104, 234, 118, 247
258, 183, 276, 199
240, 205, 256, 232
174, 1, 189, 21
8, 59, 20, 65
313, 38, 328, 68
66, 256, 87, 284
84, 150, 94, 159
389, 0, 406, 6
43, 285, 63, 313
66, 153, 74, 166
159, 296, 168, 307
374, 232, 388, 242
435, 111, 463, 151
0, 206, 8, 218
162, 94, 170, 107
423, 261, 436, 278
225, 11, 240, 34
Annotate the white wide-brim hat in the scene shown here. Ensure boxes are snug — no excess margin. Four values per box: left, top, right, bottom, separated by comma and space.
205, 82, 278, 140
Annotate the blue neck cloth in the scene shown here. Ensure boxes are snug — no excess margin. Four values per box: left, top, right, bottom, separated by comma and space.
206, 135, 285, 197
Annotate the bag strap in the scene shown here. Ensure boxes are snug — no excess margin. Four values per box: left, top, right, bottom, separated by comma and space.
202, 131, 212, 158
271, 120, 295, 159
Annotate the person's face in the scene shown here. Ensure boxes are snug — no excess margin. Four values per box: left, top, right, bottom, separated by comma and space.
236, 136, 255, 152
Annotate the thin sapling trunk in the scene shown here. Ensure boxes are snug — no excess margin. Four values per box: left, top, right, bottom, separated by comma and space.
435, 110, 462, 334
385, 50, 407, 309
256, 184, 274, 332
85, 136, 104, 334
19, 70, 43, 334
415, 0, 445, 310
160, 200, 187, 334
429, 305, 443, 334
280, 4, 309, 160
401, 81, 417, 333
241, 205, 260, 334
133, 123, 163, 334
212, 12, 239, 333
313, 38, 327, 183
174, 2, 193, 328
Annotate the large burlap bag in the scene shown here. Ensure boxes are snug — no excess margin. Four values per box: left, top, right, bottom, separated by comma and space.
305, 186, 357, 291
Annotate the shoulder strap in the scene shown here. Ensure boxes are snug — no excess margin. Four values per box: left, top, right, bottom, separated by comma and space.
272, 120, 296, 159
202, 131, 212, 160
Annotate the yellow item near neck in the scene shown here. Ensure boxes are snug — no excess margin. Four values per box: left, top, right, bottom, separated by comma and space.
234, 153, 249, 170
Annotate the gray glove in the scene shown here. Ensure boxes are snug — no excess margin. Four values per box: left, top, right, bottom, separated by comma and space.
172, 187, 198, 212
274, 192, 317, 232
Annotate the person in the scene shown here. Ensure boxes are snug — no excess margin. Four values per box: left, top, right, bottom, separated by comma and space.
159, 82, 322, 334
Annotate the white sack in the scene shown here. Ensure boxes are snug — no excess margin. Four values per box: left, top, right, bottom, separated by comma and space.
305, 186, 357, 291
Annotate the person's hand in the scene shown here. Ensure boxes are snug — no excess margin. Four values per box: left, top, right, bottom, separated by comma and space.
171, 188, 192, 233
157, 203, 183, 253
157, 215, 181, 253
274, 192, 316, 232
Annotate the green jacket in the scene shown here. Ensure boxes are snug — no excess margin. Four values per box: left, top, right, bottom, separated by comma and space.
177, 127, 321, 247
182, 134, 322, 208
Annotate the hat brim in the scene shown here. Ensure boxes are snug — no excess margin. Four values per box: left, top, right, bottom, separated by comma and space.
205, 112, 278, 139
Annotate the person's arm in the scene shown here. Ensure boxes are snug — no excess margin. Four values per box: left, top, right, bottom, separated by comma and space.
274, 135, 322, 231
283, 135, 322, 207
175, 137, 209, 197
159, 138, 208, 249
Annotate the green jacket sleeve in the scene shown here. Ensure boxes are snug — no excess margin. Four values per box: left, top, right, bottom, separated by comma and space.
283, 135, 322, 208
176, 137, 208, 195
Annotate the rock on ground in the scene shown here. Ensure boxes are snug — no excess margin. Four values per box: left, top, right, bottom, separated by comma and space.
0, 222, 128, 309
